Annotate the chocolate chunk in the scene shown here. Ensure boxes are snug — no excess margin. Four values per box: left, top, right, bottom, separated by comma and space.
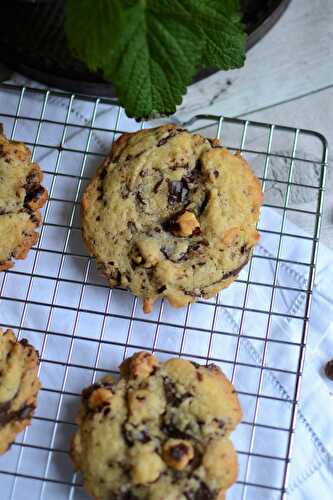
192, 227, 201, 236
196, 372, 203, 382
183, 168, 200, 186
184, 481, 215, 500
163, 378, 178, 405
0, 403, 35, 426
161, 424, 192, 441
16, 404, 35, 420
138, 430, 151, 444
194, 482, 215, 500
19, 338, 30, 347
122, 423, 151, 446
213, 170, 219, 178
122, 424, 134, 447
99, 168, 107, 180
213, 418, 225, 430
206, 364, 219, 372
325, 359, 333, 380
110, 491, 137, 500
163, 378, 192, 407
157, 130, 177, 147
107, 269, 121, 285
189, 244, 201, 253
157, 137, 169, 147
153, 178, 163, 193
157, 285, 167, 293
127, 221, 137, 233
195, 158, 203, 173
170, 162, 189, 171
198, 192, 209, 215
24, 172, 38, 190
0, 400, 11, 414
190, 361, 201, 369
189, 254, 250, 294
161, 246, 187, 263
168, 179, 189, 205
136, 192, 146, 205
121, 185, 130, 199
170, 443, 189, 461
221, 257, 250, 280
24, 186, 46, 206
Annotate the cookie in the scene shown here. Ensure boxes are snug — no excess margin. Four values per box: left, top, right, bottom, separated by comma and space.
0, 328, 41, 455
71, 352, 242, 499
0, 125, 48, 271
82, 125, 262, 312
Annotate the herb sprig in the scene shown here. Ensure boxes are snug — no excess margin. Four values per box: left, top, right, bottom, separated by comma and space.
65, 0, 246, 119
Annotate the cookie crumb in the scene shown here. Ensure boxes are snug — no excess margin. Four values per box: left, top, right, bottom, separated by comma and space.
143, 298, 154, 314
325, 359, 333, 380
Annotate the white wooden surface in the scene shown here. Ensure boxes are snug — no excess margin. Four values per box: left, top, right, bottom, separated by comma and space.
180, 0, 333, 249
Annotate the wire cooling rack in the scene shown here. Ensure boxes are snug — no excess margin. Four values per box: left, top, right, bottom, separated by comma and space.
0, 83, 328, 500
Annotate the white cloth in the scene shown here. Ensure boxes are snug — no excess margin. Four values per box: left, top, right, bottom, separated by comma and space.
0, 78, 332, 499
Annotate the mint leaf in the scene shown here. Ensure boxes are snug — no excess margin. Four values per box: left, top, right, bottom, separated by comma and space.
65, 0, 245, 119
65, 0, 126, 72
189, 0, 246, 69
107, 2, 203, 118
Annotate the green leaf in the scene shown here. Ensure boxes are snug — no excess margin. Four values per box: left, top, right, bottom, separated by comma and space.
65, 0, 246, 119
65, 0, 126, 72
187, 0, 246, 69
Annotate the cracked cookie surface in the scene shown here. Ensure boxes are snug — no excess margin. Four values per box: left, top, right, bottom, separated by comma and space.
0, 126, 48, 271
71, 352, 242, 499
0, 328, 41, 455
81, 125, 262, 312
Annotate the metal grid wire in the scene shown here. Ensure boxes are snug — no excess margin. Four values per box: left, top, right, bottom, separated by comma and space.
0, 82, 328, 500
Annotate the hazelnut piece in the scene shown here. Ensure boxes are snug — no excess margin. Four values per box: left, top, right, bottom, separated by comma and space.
172, 211, 200, 237
163, 439, 194, 470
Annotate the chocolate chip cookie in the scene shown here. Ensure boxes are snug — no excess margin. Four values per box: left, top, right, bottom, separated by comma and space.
0, 125, 48, 271
82, 125, 262, 312
71, 352, 242, 499
0, 328, 41, 454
